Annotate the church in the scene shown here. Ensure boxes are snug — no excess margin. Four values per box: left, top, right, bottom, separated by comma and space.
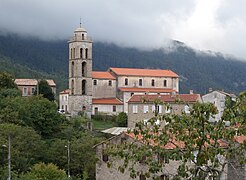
59, 25, 200, 122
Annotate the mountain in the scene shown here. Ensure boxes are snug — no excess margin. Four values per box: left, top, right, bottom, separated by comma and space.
0, 34, 245, 94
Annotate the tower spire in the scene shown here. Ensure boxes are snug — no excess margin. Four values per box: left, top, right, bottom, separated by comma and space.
80, 18, 82, 28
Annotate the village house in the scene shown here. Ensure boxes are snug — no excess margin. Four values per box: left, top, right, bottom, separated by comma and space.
202, 88, 236, 123
15, 79, 56, 96
95, 132, 246, 180
127, 92, 202, 128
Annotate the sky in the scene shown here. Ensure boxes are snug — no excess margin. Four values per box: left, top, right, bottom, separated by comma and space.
0, 0, 246, 59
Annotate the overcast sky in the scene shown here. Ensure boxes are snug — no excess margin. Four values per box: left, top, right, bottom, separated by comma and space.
0, 0, 246, 59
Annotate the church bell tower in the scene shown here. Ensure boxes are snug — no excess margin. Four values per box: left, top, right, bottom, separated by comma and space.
68, 25, 92, 117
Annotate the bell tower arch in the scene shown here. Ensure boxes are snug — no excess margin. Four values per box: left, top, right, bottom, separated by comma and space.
68, 26, 92, 117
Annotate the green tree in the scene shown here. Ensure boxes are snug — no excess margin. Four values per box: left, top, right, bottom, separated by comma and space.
34, 79, 55, 101
0, 88, 21, 98
116, 112, 128, 127
19, 163, 67, 180
0, 124, 43, 174
106, 94, 246, 179
0, 72, 17, 89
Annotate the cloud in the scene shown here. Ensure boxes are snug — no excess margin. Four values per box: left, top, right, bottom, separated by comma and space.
0, 0, 245, 59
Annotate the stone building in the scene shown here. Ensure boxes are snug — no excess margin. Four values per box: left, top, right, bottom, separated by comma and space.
64, 25, 179, 117
15, 79, 56, 96
127, 93, 202, 128
202, 89, 236, 123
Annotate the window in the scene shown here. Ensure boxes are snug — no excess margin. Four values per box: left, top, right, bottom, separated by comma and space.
157, 105, 162, 113
125, 78, 128, 86
80, 48, 83, 58
184, 105, 190, 114
144, 105, 149, 113
160, 175, 169, 180
165, 106, 171, 113
82, 33, 84, 40
82, 80, 86, 95
70, 48, 73, 59
62, 105, 64, 110
23, 87, 28, 95
133, 105, 138, 113
85, 48, 88, 59
93, 80, 97, 85
102, 154, 108, 162
71, 61, 74, 77
113, 105, 116, 112
94, 107, 98, 114
31, 87, 35, 94
152, 105, 156, 112
139, 175, 146, 180
108, 80, 112, 86
65, 105, 67, 112
151, 79, 155, 86
82, 62, 86, 77
71, 80, 74, 95
73, 48, 76, 59
139, 79, 142, 86
61, 96, 64, 101
65, 96, 68, 101
131, 92, 134, 96
164, 80, 167, 87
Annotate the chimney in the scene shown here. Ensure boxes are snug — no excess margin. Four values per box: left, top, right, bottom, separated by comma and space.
189, 90, 193, 94
209, 88, 213, 92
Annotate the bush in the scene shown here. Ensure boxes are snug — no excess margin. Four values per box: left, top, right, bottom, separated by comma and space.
116, 112, 127, 127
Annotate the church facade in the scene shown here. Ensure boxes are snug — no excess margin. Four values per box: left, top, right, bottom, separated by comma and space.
61, 26, 180, 118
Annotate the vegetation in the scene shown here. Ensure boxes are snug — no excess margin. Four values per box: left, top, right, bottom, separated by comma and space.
0, 73, 104, 179
34, 79, 55, 101
0, 34, 246, 94
106, 91, 246, 179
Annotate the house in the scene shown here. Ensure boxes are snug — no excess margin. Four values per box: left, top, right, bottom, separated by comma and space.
95, 132, 246, 180
202, 89, 236, 123
92, 98, 123, 115
127, 93, 201, 128
59, 89, 70, 112
15, 79, 56, 96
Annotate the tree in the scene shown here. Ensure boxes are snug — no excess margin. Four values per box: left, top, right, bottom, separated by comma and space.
116, 112, 128, 127
106, 93, 246, 179
34, 79, 55, 101
0, 72, 17, 89
19, 163, 67, 180
0, 124, 43, 174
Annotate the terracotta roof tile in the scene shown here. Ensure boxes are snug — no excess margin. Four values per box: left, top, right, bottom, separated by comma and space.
60, 89, 70, 94
128, 94, 201, 103
119, 87, 176, 93
109, 67, 179, 77
15, 79, 56, 86
92, 71, 116, 80
92, 98, 123, 105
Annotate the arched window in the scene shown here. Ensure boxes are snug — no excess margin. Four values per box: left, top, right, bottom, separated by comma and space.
85, 48, 88, 59
125, 78, 128, 86
73, 48, 76, 59
164, 80, 167, 87
70, 48, 73, 59
151, 79, 155, 86
82, 80, 86, 95
82, 34, 84, 40
71, 61, 74, 77
139, 79, 142, 86
80, 48, 83, 58
82, 62, 86, 77
71, 80, 74, 95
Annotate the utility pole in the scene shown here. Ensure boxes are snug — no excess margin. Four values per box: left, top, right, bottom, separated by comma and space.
8, 135, 11, 180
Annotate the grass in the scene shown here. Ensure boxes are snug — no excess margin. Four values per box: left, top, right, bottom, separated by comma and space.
92, 119, 116, 130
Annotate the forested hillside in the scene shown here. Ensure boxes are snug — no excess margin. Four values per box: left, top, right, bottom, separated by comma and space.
0, 34, 245, 94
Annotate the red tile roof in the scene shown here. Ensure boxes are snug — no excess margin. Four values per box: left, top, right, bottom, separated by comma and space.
60, 89, 70, 94
92, 98, 123, 105
109, 67, 179, 77
92, 71, 116, 80
128, 94, 201, 103
119, 87, 176, 93
15, 79, 56, 86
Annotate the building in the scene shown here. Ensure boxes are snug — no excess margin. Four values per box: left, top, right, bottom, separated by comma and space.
63, 25, 179, 117
59, 89, 70, 112
95, 132, 246, 180
127, 93, 202, 128
15, 79, 56, 96
202, 89, 236, 123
